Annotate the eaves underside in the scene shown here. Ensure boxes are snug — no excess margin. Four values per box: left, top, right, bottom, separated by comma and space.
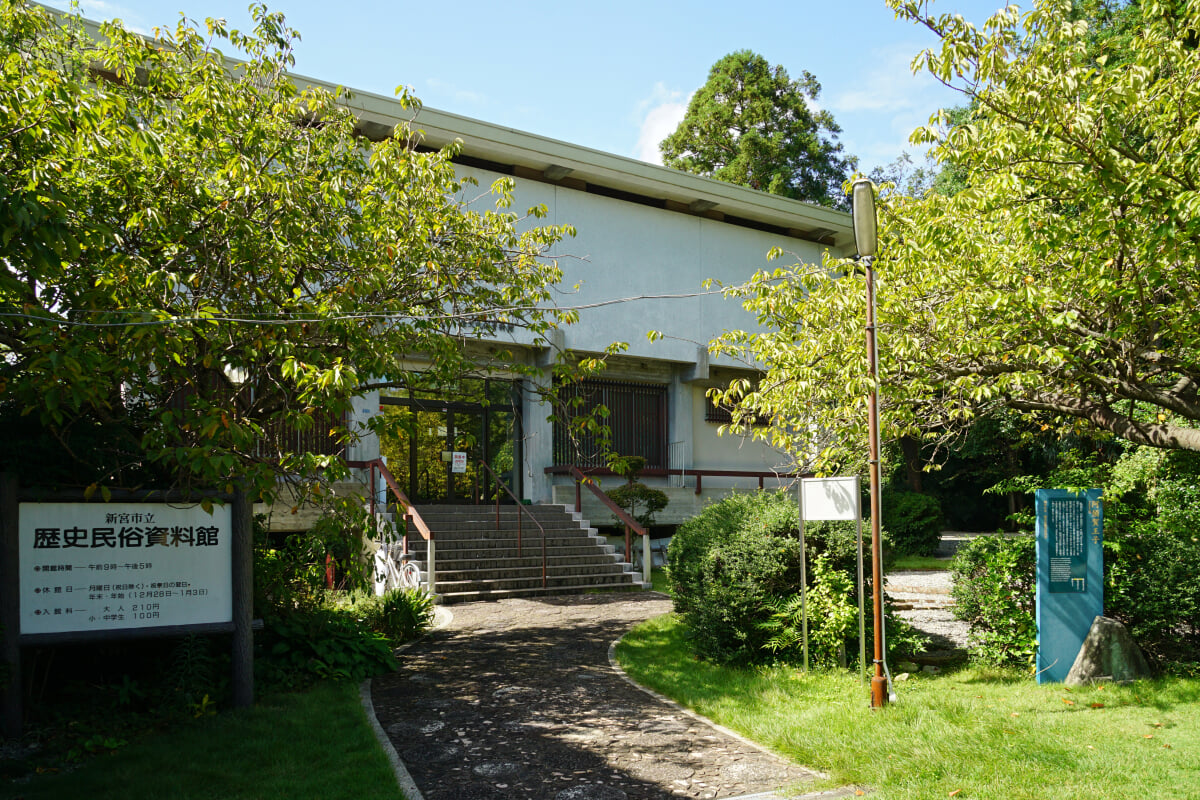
326, 80, 855, 250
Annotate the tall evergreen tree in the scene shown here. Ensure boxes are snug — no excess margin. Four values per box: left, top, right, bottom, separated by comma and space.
659, 50, 851, 207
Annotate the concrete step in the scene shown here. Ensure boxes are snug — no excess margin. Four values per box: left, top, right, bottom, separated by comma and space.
433, 562, 632, 583
413, 505, 577, 521
421, 552, 622, 572
401, 524, 597, 538
403, 502, 645, 604
437, 577, 645, 604
407, 536, 607, 552
434, 569, 634, 593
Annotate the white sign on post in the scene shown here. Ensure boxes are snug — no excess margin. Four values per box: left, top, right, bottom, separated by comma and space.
451, 452, 467, 474
18, 502, 233, 636
801, 476, 860, 521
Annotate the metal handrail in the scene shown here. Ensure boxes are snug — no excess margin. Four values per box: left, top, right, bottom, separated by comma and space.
346, 459, 436, 595
545, 464, 800, 495
566, 465, 651, 585
475, 461, 547, 589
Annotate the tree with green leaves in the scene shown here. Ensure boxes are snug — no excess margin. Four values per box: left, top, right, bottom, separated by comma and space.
0, 2, 574, 501
707, 0, 1200, 473
659, 50, 851, 207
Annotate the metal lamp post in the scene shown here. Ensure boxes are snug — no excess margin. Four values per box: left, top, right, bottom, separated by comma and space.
852, 178, 889, 709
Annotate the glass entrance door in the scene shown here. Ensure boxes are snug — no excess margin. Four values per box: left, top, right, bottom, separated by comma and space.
378, 381, 520, 504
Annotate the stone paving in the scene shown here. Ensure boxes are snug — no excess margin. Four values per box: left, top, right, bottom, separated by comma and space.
370, 593, 827, 800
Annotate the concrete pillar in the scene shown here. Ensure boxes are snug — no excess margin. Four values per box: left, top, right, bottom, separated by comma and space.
346, 389, 381, 463
522, 374, 555, 503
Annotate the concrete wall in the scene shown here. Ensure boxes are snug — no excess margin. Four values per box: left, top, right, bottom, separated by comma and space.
688, 385, 789, 478
455, 164, 830, 363
445, 165, 824, 503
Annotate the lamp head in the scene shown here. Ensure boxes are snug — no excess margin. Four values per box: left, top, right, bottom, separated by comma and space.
851, 179, 878, 258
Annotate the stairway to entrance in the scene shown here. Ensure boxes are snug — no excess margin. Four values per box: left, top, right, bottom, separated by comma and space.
403, 504, 648, 604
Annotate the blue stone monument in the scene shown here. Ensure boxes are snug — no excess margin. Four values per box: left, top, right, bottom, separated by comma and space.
1035, 489, 1103, 684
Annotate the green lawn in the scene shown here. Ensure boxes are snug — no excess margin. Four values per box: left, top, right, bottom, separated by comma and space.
615, 613, 1200, 800
3, 682, 404, 800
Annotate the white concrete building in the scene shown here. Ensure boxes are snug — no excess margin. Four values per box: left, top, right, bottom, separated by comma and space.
324, 86, 856, 525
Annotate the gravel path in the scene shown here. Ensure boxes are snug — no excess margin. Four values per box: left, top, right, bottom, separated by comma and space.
886, 568, 968, 651
370, 593, 831, 800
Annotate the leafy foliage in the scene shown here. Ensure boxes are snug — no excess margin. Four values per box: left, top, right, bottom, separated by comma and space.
660, 50, 851, 207
758, 553, 857, 667
0, 2, 574, 500
604, 453, 668, 528
881, 489, 944, 556
164, 634, 223, 713
956, 442, 1200, 671
257, 609, 397, 690
253, 513, 328, 615
950, 535, 1038, 669
332, 587, 435, 644
709, 0, 1200, 479
375, 588, 436, 643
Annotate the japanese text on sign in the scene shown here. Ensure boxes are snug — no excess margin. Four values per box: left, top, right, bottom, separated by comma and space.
19, 502, 232, 636
1047, 497, 1088, 593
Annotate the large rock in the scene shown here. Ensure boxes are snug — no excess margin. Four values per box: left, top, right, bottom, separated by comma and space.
1065, 616, 1151, 686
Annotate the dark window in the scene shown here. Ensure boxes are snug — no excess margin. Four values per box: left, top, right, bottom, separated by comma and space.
705, 396, 770, 427
258, 408, 347, 458
553, 379, 668, 470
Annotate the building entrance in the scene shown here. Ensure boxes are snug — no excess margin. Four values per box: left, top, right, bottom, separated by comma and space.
378, 380, 521, 504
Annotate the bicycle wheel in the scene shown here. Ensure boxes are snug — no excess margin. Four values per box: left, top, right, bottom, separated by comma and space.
399, 561, 421, 589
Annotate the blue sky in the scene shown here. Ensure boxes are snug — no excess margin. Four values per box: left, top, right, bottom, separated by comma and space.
67, 0, 1015, 174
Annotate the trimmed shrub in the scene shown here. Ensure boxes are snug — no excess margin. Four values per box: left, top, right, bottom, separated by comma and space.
667, 491, 766, 615
881, 489, 944, 556
950, 535, 1037, 669
667, 490, 899, 667
605, 482, 669, 528
605, 453, 669, 528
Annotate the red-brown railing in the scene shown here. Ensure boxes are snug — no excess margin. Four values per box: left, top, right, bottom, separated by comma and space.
565, 466, 651, 585
545, 465, 798, 495
347, 459, 436, 595
678, 468, 793, 495
475, 461, 547, 589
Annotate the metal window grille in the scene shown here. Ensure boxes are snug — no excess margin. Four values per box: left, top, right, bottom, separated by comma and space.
553, 379, 668, 469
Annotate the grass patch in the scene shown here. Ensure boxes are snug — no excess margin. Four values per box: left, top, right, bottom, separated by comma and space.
3, 682, 404, 800
650, 567, 670, 594
891, 554, 953, 571
615, 613, 1200, 800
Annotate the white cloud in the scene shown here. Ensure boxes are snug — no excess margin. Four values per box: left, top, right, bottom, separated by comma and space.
830, 43, 943, 115
632, 82, 690, 165
425, 79, 486, 107
75, 1, 152, 34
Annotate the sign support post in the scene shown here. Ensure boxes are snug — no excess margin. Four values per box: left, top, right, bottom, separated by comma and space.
799, 476, 865, 677
2, 474, 21, 739
232, 490, 253, 709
